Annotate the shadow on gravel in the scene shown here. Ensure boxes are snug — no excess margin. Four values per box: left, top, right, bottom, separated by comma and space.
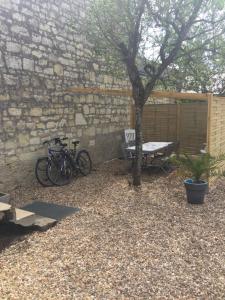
0, 223, 33, 252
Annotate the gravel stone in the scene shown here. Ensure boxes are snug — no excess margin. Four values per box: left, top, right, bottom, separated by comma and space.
0, 160, 225, 299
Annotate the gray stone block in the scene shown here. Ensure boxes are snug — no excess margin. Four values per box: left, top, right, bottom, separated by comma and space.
0, 193, 10, 204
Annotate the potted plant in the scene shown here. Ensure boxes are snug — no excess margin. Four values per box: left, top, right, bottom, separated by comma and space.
172, 153, 224, 204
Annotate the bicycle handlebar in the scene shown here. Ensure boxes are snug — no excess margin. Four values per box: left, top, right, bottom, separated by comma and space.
43, 137, 68, 146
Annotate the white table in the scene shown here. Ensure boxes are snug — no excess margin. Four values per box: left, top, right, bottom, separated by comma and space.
126, 142, 173, 154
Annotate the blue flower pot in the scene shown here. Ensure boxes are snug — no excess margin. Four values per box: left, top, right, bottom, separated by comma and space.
184, 179, 208, 204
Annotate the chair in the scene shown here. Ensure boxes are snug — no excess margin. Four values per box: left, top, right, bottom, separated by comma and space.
122, 129, 149, 171
148, 142, 179, 173
200, 143, 207, 154
122, 129, 136, 160
124, 129, 135, 146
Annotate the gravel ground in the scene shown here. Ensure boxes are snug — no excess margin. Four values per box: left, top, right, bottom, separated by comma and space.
0, 159, 225, 299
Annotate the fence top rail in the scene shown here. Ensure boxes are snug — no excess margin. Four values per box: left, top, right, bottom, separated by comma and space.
142, 102, 208, 107
212, 96, 225, 101
151, 91, 209, 100
66, 86, 210, 100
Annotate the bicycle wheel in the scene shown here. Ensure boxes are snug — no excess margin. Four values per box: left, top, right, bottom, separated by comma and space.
76, 150, 92, 176
35, 157, 53, 187
47, 155, 73, 186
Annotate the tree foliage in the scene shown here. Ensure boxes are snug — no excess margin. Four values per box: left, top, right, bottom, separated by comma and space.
86, 0, 225, 93
85, 0, 225, 185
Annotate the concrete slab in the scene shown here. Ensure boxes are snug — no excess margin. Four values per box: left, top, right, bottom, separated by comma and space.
0, 202, 13, 222
12, 214, 37, 227
1, 202, 57, 231
32, 215, 57, 231
22, 201, 79, 221
14, 208, 35, 221
0, 193, 10, 204
12, 214, 57, 231
0, 202, 11, 212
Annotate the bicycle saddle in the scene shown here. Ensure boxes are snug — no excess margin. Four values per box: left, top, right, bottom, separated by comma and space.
72, 140, 80, 146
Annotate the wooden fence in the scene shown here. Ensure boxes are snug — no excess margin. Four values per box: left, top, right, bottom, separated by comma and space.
67, 87, 225, 174
208, 95, 225, 174
131, 102, 208, 154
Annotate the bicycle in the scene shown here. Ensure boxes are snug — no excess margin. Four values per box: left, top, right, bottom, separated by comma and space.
35, 137, 62, 187
35, 137, 92, 186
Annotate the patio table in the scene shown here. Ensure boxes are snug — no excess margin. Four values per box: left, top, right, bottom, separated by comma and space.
126, 142, 173, 155
126, 141, 174, 171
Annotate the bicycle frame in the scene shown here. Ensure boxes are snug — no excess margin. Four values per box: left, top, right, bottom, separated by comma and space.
36, 137, 92, 186
48, 146, 82, 173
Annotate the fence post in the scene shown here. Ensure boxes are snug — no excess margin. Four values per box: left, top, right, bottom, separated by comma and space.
207, 93, 213, 186
207, 93, 213, 154
176, 103, 181, 151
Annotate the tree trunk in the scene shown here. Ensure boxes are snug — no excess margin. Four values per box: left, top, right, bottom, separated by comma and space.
133, 105, 143, 186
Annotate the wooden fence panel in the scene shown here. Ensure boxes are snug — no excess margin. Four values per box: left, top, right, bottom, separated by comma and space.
131, 102, 208, 154
206, 95, 225, 182
179, 103, 208, 153
209, 96, 225, 157
141, 104, 177, 143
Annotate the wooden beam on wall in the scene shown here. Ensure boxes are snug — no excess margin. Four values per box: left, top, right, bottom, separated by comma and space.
176, 103, 181, 144
65, 87, 132, 97
65, 87, 209, 101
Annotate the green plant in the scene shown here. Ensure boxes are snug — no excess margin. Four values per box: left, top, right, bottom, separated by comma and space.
171, 153, 225, 183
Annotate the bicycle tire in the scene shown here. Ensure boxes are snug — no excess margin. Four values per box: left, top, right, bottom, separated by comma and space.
47, 155, 73, 186
35, 157, 53, 187
76, 150, 92, 176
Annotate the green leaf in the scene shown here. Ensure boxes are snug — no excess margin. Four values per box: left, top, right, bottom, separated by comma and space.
213, 0, 225, 9
172, 153, 225, 182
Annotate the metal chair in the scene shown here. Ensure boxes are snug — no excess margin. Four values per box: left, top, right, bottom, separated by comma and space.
124, 129, 135, 145
200, 143, 207, 154
119, 129, 136, 172
148, 142, 179, 173
121, 129, 135, 159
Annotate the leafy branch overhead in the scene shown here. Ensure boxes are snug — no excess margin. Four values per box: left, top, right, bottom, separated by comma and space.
86, 0, 225, 96
85, 0, 225, 186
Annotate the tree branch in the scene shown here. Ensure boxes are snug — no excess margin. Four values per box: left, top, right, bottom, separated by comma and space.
144, 0, 204, 100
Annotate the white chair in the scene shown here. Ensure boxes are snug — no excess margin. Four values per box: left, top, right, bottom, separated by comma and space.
122, 129, 136, 160
124, 129, 135, 146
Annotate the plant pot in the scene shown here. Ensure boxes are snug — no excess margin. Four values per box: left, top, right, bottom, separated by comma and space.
0, 192, 10, 204
184, 179, 208, 204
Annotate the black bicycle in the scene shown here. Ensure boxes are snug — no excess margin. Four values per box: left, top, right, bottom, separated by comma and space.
35, 138, 61, 187
35, 137, 92, 186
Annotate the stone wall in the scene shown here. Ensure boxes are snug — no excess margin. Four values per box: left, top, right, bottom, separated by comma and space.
0, 0, 130, 190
